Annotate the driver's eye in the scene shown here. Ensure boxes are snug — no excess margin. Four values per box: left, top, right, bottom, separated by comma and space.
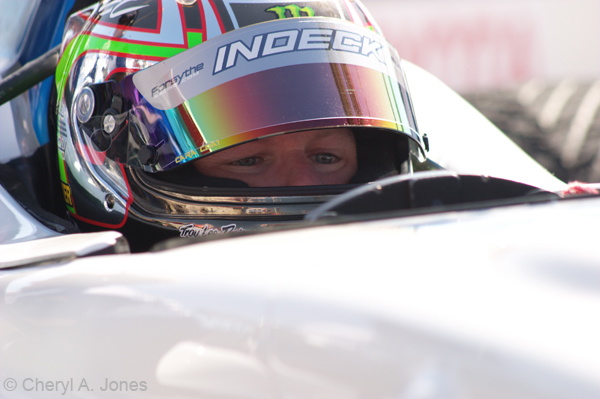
315, 154, 336, 164
233, 157, 258, 166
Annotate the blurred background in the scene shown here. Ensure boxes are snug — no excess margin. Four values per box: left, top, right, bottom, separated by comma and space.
367, 0, 600, 183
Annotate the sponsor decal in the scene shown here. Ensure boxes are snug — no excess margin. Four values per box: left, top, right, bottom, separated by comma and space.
94, 0, 160, 31
58, 106, 69, 153
152, 63, 204, 98
213, 27, 385, 74
176, 150, 199, 164
179, 223, 246, 238
246, 208, 269, 214
58, 131, 68, 152
228, 1, 343, 29
99, 0, 150, 19
175, 140, 220, 163
62, 182, 74, 207
266, 5, 315, 19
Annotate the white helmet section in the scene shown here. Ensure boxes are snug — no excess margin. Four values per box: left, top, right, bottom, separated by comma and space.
135, 18, 400, 110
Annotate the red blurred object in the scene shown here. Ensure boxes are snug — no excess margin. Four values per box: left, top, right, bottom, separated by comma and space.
561, 181, 600, 196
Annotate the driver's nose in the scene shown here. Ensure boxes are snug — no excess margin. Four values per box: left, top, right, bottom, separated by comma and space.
279, 154, 322, 186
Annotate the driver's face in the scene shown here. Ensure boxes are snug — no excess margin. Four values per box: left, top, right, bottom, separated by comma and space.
194, 128, 357, 187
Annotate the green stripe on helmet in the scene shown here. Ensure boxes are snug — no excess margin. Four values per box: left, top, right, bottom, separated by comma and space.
56, 34, 190, 103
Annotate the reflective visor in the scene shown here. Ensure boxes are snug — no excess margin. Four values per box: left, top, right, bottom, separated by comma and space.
77, 18, 422, 172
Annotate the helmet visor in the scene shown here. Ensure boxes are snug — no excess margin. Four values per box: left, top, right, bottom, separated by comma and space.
77, 18, 423, 172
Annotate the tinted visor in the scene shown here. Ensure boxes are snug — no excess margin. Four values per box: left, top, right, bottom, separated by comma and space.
77, 18, 423, 172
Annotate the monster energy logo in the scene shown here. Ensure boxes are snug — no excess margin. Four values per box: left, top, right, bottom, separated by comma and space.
267, 5, 315, 19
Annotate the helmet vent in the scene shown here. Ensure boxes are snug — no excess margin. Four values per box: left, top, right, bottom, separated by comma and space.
104, 194, 116, 212
76, 87, 95, 123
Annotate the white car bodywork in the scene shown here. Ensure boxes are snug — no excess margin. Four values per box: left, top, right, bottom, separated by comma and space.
2, 195, 600, 398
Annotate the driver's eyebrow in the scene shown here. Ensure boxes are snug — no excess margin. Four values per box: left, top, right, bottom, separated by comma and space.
313, 129, 349, 139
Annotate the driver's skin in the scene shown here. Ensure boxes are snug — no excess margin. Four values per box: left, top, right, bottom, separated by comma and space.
194, 128, 358, 187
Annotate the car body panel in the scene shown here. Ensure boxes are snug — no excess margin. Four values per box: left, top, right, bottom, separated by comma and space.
0, 184, 60, 244
2, 196, 600, 398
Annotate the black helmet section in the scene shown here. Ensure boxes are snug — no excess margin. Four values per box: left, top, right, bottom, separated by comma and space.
350, 129, 411, 184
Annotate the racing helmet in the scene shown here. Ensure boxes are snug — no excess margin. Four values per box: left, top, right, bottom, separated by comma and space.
56, 0, 427, 251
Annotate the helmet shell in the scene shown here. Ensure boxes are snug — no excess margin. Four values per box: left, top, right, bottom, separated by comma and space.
55, 0, 416, 251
